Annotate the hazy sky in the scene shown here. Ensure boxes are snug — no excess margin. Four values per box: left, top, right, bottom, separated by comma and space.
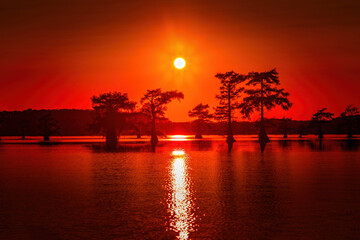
1, 0, 359, 121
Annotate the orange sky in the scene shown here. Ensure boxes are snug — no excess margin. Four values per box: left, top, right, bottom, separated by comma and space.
1, 0, 359, 121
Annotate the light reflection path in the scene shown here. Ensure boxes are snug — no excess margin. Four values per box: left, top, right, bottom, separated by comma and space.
168, 150, 195, 240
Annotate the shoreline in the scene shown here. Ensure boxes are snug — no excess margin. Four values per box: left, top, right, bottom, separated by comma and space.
0, 135, 359, 145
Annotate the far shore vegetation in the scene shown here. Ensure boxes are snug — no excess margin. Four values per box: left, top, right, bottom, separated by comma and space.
0, 69, 359, 151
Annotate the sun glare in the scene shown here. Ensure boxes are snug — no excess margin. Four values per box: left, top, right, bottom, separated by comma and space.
174, 58, 186, 69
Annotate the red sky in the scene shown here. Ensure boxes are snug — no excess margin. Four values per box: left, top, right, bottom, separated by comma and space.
1, 0, 359, 121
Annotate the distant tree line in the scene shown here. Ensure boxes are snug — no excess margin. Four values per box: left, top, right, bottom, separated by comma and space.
0, 109, 93, 141
0, 109, 358, 143
0, 68, 358, 152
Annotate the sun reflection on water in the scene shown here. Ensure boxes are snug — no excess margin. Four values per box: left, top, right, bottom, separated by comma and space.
168, 150, 195, 240
171, 150, 186, 157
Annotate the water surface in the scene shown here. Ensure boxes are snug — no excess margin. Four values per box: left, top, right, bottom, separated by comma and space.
0, 139, 359, 239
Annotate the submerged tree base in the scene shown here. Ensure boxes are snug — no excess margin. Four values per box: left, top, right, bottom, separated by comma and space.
226, 134, 235, 152
150, 134, 159, 152
105, 140, 117, 150
259, 127, 270, 153
105, 133, 118, 150
195, 133, 203, 139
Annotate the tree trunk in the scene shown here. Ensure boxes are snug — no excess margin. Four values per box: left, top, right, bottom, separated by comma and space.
318, 122, 323, 139
195, 133, 203, 139
259, 78, 269, 152
106, 128, 117, 150
43, 135, 50, 141
21, 128, 25, 140
226, 84, 235, 152
195, 121, 203, 139
105, 112, 118, 150
347, 119, 352, 139
150, 110, 158, 151
135, 126, 141, 139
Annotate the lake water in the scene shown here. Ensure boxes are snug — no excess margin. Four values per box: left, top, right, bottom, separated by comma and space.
0, 137, 360, 239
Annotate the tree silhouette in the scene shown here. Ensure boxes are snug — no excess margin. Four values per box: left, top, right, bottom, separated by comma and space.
280, 117, 291, 138
214, 71, 247, 152
341, 105, 359, 139
19, 118, 30, 140
91, 92, 136, 149
298, 122, 308, 138
239, 68, 292, 151
126, 112, 148, 139
38, 114, 59, 141
188, 103, 213, 139
140, 88, 184, 151
18, 110, 33, 140
312, 108, 334, 139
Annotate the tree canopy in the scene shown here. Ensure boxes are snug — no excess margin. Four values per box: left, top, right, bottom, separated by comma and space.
341, 105, 359, 118
312, 108, 334, 122
188, 103, 213, 121
91, 92, 136, 114
240, 68, 292, 119
140, 88, 184, 120
214, 71, 247, 120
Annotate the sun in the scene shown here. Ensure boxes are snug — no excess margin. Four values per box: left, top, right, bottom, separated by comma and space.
174, 58, 186, 69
